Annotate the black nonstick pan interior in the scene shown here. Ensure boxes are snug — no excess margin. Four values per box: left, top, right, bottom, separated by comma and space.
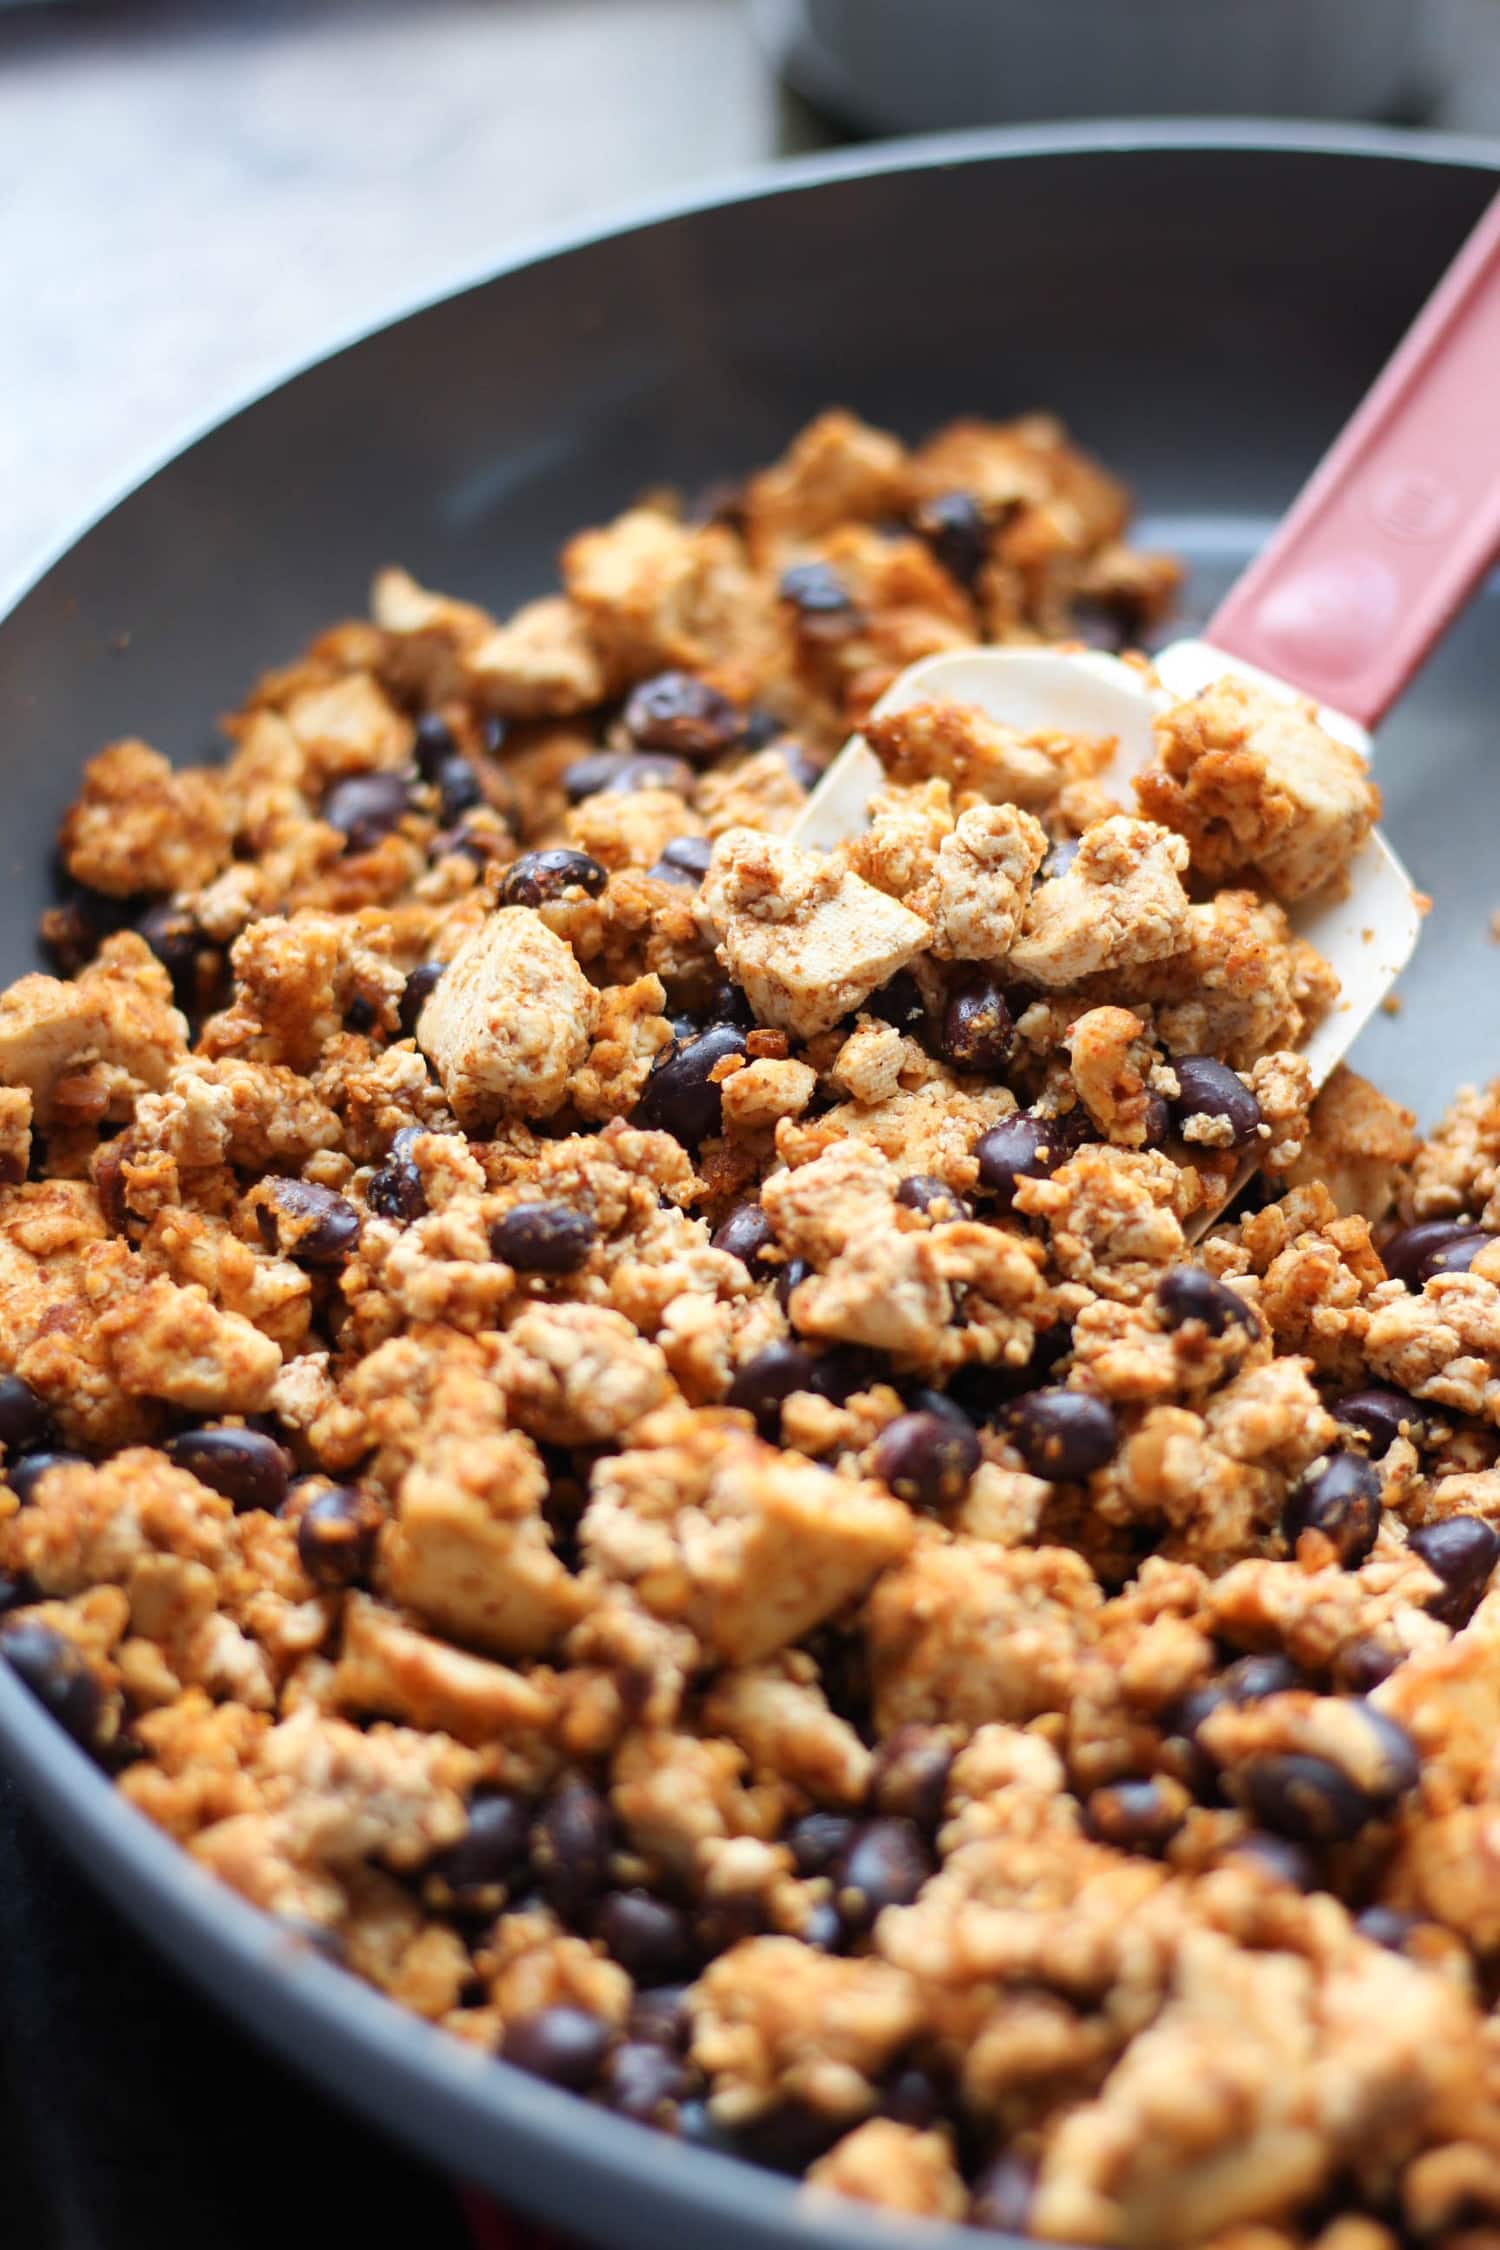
0, 121, 1497, 2250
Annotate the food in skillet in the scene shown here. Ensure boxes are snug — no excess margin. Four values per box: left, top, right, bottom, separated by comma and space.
1, 409, 1494, 2248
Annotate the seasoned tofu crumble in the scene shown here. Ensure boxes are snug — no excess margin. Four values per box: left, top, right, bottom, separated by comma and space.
6, 406, 1499, 2248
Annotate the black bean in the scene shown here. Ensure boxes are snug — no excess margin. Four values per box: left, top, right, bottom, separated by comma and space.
1383, 1219, 1490, 1290
1169, 1056, 1263, 1149
137, 901, 201, 999
366, 1126, 427, 1224
1355, 1905, 1421, 1953
1223, 1652, 1300, 1702
741, 706, 784, 751
778, 561, 862, 638
627, 1984, 691, 2052
648, 834, 714, 888
431, 1790, 530, 1906
730, 2100, 844, 2174
321, 770, 412, 852
638, 1024, 748, 1146
1161, 1684, 1227, 1800
1242, 1753, 1376, 1844
1284, 1452, 1382, 1570
1333, 1386, 1420, 1455
1409, 1514, 1500, 1626
939, 972, 1014, 1073
600, 2040, 693, 2123
780, 740, 824, 791
412, 713, 457, 781
624, 671, 744, 760
1084, 1778, 1184, 1855
0, 1621, 102, 1746
398, 961, 444, 1037
0, 1376, 53, 1459
608, 753, 696, 797
562, 750, 631, 802
501, 2007, 612, 2092
532, 1780, 614, 1921
594, 1891, 693, 1982
434, 753, 481, 824
1334, 1638, 1402, 1695
1139, 1091, 1173, 1150
807, 1345, 888, 1406
1071, 596, 1138, 652
974, 1113, 1071, 1209
911, 489, 988, 592
1008, 1388, 1118, 1480
1039, 837, 1079, 883
1360, 1705, 1421, 1800
775, 1257, 812, 1311
708, 981, 757, 1031
1157, 1265, 1260, 1339
801, 1899, 845, 1954
490, 1202, 597, 1275
1220, 1830, 1317, 1889
905, 1387, 978, 1440
894, 1174, 973, 1221
788, 1811, 857, 1878
711, 1202, 776, 1276
500, 847, 609, 908
870, 1410, 979, 1511
864, 970, 928, 1034
691, 1890, 767, 1962
296, 1484, 380, 1589
8, 1452, 84, 1506
947, 1325, 1074, 1424
869, 1727, 951, 1833
674, 2098, 735, 2153
42, 882, 140, 974
878, 2062, 945, 2130
970, 2153, 1038, 2234
726, 1342, 820, 1438
168, 1426, 291, 1515
254, 1178, 361, 1268
835, 1818, 932, 1933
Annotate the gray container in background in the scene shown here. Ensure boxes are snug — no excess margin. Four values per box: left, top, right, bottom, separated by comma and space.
755, 0, 1426, 131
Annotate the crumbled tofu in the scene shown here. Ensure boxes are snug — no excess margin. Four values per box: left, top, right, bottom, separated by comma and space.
61, 739, 235, 899
20, 403, 1500, 2250
1007, 817, 1191, 990
909, 801, 1049, 961
416, 908, 596, 1128
1141, 677, 1380, 902
582, 1412, 913, 1664
863, 698, 1080, 809
701, 828, 930, 1039
0, 934, 187, 1127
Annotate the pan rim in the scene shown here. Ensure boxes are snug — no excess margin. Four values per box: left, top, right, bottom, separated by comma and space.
3, 114, 1499, 628
1, 117, 1498, 2250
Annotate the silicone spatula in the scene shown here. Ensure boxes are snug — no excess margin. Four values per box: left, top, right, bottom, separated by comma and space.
793, 190, 1500, 1164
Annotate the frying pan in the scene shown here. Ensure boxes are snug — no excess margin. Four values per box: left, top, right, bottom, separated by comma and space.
0, 121, 1497, 2250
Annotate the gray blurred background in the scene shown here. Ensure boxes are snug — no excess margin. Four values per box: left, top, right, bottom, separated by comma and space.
5, 0, 1500, 596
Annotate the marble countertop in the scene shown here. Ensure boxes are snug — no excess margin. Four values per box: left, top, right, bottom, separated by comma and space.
0, 0, 823, 593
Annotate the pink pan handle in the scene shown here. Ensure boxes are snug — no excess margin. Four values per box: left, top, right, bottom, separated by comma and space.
1208, 188, 1500, 731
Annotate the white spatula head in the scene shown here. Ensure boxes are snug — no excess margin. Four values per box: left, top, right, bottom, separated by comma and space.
790, 638, 1424, 1225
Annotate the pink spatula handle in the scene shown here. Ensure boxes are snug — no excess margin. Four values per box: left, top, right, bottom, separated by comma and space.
1208, 189, 1500, 731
